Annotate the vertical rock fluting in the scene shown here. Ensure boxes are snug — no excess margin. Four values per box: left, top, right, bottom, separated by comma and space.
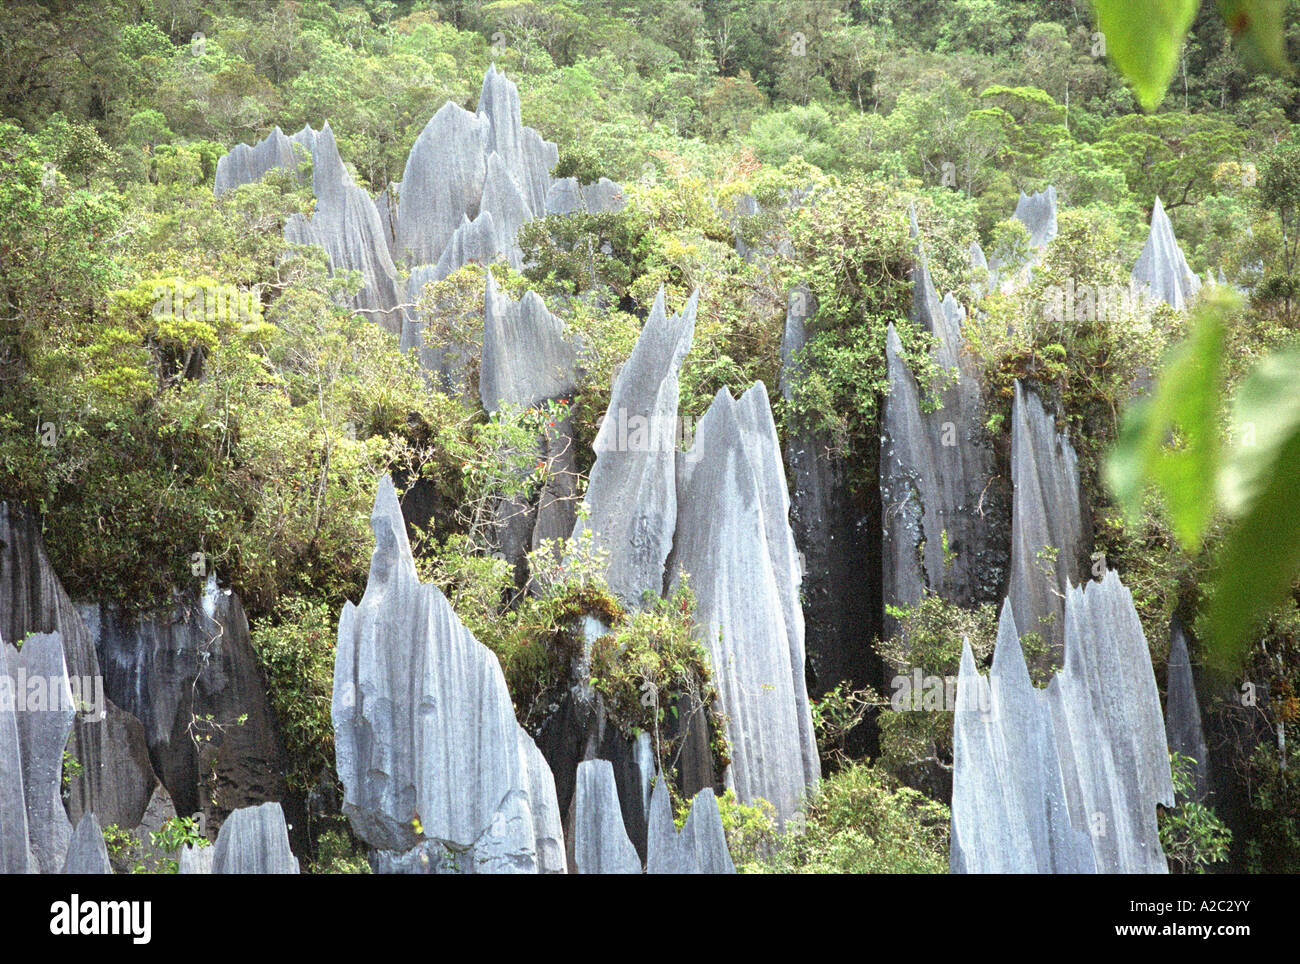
950, 604, 1095, 873
283, 122, 402, 334
332, 477, 566, 873
481, 273, 580, 580
572, 759, 641, 874
0, 502, 159, 832
8, 632, 75, 874
0, 633, 30, 873
570, 288, 697, 609
77, 576, 290, 828
880, 232, 1008, 628
211, 801, 299, 874
1165, 620, 1211, 803
667, 384, 820, 825
779, 287, 876, 699
1132, 196, 1202, 310
645, 777, 735, 874
952, 572, 1175, 873
1008, 381, 1091, 661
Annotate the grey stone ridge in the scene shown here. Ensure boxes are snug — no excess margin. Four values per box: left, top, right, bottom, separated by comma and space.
283, 122, 402, 334
211, 802, 299, 874
0, 502, 159, 833
481, 271, 579, 413
1132, 196, 1202, 310
645, 777, 735, 874
668, 382, 820, 825
1165, 621, 1210, 803
213, 126, 310, 196
570, 287, 698, 609
77, 573, 289, 829
1008, 381, 1090, 662
952, 571, 1176, 873
333, 477, 566, 873
477, 63, 559, 220
573, 759, 642, 874
0, 632, 30, 873
62, 814, 113, 874
1014, 185, 1059, 249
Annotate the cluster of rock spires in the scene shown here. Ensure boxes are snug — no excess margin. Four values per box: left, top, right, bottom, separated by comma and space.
951, 573, 1176, 873
881, 208, 1009, 629
0, 500, 291, 874
213, 65, 624, 379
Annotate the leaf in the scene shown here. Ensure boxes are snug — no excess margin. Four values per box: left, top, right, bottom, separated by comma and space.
1218, 347, 1300, 516
1215, 0, 1295, 75
1207, 422, 1300, 675
1091, 0, 1201, 110
1105, 290, 1234, 551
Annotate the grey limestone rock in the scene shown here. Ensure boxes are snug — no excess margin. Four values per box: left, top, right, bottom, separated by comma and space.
8, 632, 74, 874
0, 634, 32, 873
211, 802, 299, 874
1165, 621, 1210, 803
284, 122, 402, 334
953, 572, 1175, 873
545, 177, 627, 215
1008, 381, 1090, 661
480, 271, 578, 413
477, 64, 557, 219
478, 151, 531, 270
393, 102, 489, 267
62, 814, 113, 874
1132, 196, 1202, 310
177, 842, 214, 874
0, 502, 158, 832
573, 759, 641, 874
213, 126, 307, 196
950, 604, 1095, 873
77, 575, 289, 829
667, 383, 820, 824
1014, 185, 1058, 249
645, 777, 735, 874
333, 477, 566, 872
570, 288, 697, 608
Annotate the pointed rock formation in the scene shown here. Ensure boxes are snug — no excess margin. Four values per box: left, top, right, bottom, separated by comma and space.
1132, 196, 1202, 310
1014, 185, 1058, 249
779, 287, 875, 699
284, 122, 402, 333
177, 842, 214, 874
546, 177, 627, 215
77, 575, 290, 829
0, 502, 159, 832
8, 632, 75, 874
1165, 621, 1210, 803
951, 604, 1095, 873
0, 633, 32, 873
62, 814, 113, 874
213, 126, 308, 195
393, 102, 490, 267
570, 289, 697, 608
668, 383, 820, 823
1008, 381, 1090, 660
477, 64, 558, 219
881, 222, 1008, 627
333, 477, 566, 873
645, 778, 735, 874
481, 273, 578, 412
953, 572, 1175, 873
573, 759, 641, 874
211, 802, 299, 874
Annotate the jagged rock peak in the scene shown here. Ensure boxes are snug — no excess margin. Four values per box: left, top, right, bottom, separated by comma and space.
1014, 185, 1058, 249
62, 814, 113, 874
645, 778, 735, 874
1132, 196, 1202, 310
573, 759, 642, 874
213, 126, 308, 196
333, 477, 566, 872
211, 802, 299, 874
570, 288, 698, 608
668, 382, 820, 823
481, 271, 578, 412
1008, 381, 1089, 661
